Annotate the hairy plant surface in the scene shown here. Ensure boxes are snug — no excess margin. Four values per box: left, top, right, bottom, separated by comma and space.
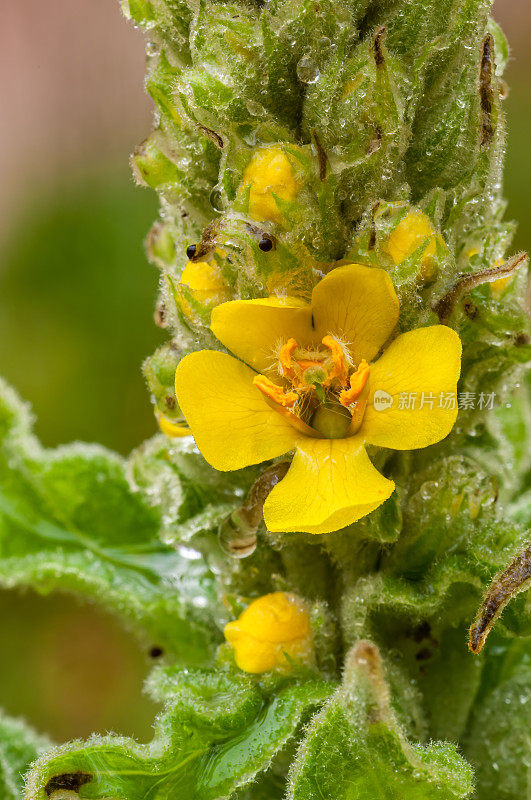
0, 0, 530, 798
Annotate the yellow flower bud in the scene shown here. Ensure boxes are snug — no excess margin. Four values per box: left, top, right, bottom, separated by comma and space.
178, 258, 228, 318
224, 592, 313, 674
239, 147, 301, 223
156, 411, 191, 438
387, 210, 438, 280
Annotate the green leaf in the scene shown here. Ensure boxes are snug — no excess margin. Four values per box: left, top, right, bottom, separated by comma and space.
463, 664, 531, 800
26, 668, 333, 800
0, 713, 50, 800
0, 379, 220, 660
288, 641, 474, 800
341, 525, 530, 744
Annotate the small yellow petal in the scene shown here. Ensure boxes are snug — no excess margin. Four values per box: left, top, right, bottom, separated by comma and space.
388, 210, 440, 280
239, 147, 302, 223
263, 437, 395, 534
224, 631, 280, 673
211, 297, 313, 374
178, 260, 228, 318
362, 326, 462, 450
224, 592, 313, 673
311, 264, 399, 365
174, 350, 300, 471
156, 411, 191, 438
180, 260, 225, 294
490, 275, 512, 296
388, 210, 436, 265
490, 258, 513, 297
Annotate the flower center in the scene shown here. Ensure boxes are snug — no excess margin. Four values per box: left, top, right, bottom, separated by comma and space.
252, 336, 371, 439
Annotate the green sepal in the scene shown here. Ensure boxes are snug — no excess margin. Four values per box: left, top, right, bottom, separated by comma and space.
133, 130, 185, 189
146, 220, 177, 268
146, 50, 184, 124
142, 342, 182, 420
303, 33, 406, 221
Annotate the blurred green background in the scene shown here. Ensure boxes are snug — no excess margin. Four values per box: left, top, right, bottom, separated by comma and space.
0, 0, 528, 747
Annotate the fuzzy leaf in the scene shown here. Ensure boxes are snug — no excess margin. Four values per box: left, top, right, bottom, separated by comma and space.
0, 379, 220, 660
25, 668, 333, 800
0, 714, 50, 800
463, 664, 531, 800
287, 641, 474, 800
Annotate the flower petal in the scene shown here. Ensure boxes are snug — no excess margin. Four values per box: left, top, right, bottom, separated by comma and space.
263, 437, 395, 534
175, 350, 300, 470
362, 325, 462, 450
211, 297, 314, 374
311, 264, 399, 364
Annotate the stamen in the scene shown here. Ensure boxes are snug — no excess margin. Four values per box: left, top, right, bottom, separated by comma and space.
339, 360, 371, 407
322, 335, 349, 385
253, 374, 299, 408
279, 338, 298, 379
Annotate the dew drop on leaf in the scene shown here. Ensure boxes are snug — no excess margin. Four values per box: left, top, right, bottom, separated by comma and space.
209, 185, 226, 213
296, 55, 320, 84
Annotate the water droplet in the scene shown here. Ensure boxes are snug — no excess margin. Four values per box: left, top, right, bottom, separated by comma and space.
296, 55, 320, 84
246, 99, 264, 116
146, 41, 160, 56
209, 185, 226, 213
218, 515, 257, 559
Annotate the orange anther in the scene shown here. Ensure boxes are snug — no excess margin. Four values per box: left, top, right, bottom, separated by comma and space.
279, 338, 298, 379
253, 374, 299, 408
339, 360, 370, 407
322, 335, 348, 385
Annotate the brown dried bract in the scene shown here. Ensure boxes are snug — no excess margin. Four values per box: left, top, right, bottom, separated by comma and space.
480, 34, 495, 147
469, 542, 531, 654
372, 26, 387, 68
219, 462, 290, 555
433, 252, 528, 325
312, 131, 328, 181
197, 124, 225, 149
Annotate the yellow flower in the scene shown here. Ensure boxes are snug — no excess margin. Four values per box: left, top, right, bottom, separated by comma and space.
387, 210, 439, 280
175, 264, 461, 534
224, 592, 313, 673
156, 410, 191, 438
178, 257, 229, 318
239, 146, 301, 223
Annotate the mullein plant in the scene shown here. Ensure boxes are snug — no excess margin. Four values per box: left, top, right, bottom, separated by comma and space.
0, 0, 530, 798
